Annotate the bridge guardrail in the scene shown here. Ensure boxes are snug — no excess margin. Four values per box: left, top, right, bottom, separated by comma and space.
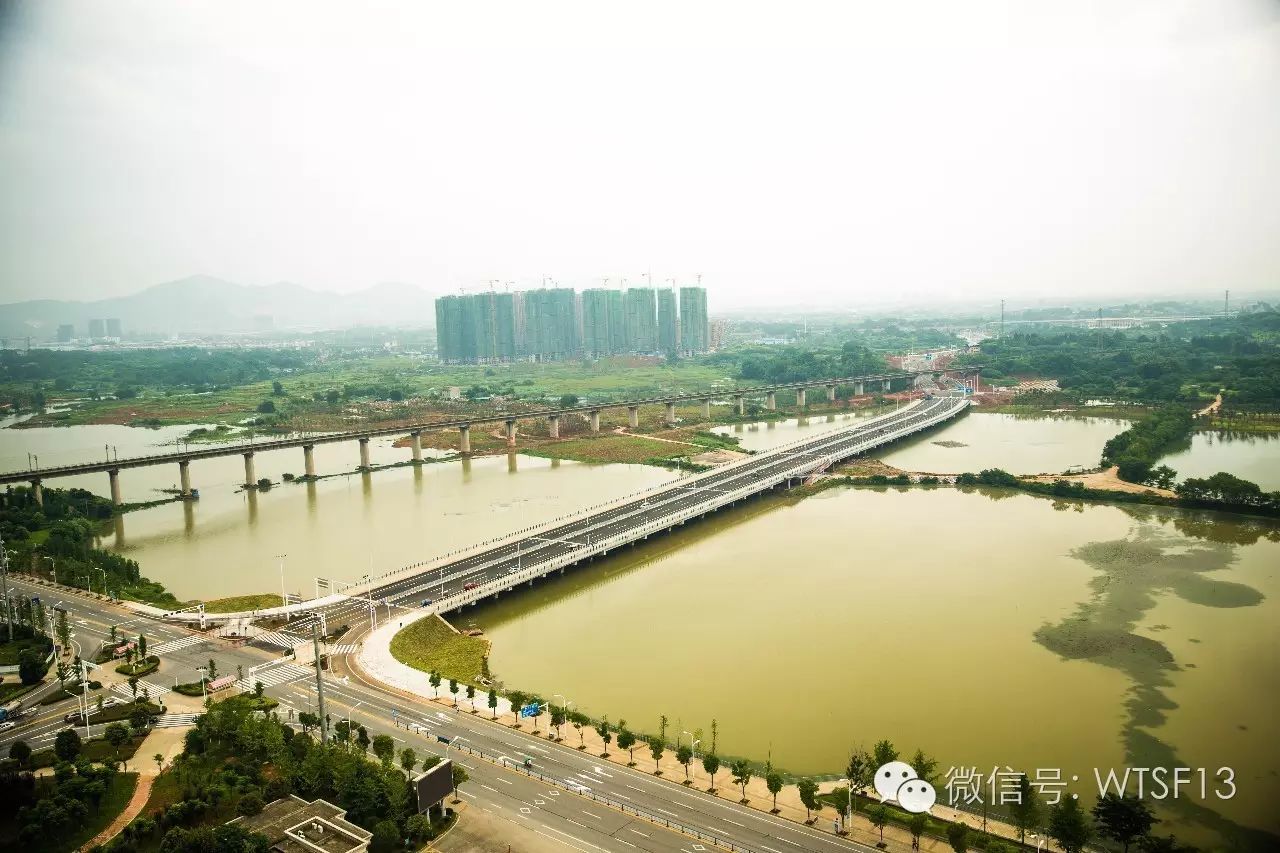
418, 399, 966, 615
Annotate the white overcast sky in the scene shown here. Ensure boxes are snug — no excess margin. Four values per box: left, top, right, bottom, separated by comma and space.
1, 0, 1278, 309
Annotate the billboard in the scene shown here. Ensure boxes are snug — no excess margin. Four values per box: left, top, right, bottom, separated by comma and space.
415, 758, 454, 812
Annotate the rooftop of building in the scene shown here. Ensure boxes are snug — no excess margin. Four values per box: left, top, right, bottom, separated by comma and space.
229, 796, 372, 853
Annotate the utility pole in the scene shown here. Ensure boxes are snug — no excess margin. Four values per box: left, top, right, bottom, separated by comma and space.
999, 299, 1005, 339
0, 532, 12, 641
312, 623, 329, 743
1224, 289, 1230, 318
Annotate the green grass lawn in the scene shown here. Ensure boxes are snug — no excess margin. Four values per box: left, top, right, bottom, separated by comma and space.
523, 433, 694, 465
200, 593, 286, 613
390, 615, 488, 684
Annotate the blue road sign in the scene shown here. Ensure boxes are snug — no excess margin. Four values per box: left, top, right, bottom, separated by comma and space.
520, 703, 540, 718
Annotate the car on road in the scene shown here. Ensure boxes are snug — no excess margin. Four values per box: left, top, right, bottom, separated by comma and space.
420, 598, 433, 607
463, 582, 477, 591
0, 721, 16, 732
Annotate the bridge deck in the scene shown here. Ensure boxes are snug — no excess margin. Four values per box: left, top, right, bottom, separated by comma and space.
360, 396, 969, 614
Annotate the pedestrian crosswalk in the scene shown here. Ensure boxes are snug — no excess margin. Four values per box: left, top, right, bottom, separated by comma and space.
153, 713, 201, 728
324, 644, 358, 655
149, 635, 204, 656
111, 679, 170, 702
250, 630, 306, 649
238, 663, 313, 691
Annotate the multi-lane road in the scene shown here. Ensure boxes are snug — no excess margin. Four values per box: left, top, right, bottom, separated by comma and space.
1, 578, 885, 853
362, 395, 968, 611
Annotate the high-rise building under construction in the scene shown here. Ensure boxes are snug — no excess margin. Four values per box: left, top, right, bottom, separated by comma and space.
657, 289, 678, 354
679, 287, 709, 354
435, 283, 709, 363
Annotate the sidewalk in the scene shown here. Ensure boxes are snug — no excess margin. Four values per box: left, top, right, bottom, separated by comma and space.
353, 620, 1049, 853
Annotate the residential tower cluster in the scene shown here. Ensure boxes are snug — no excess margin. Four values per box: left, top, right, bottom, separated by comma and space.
434, 285, 709, 363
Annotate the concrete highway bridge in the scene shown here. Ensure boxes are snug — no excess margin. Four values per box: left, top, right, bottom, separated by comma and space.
337, 394, 971, 617
1, 368, 980, 505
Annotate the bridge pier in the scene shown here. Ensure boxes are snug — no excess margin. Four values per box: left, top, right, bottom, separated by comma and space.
702, 399, 711, 419
796, 388, 806, 407
410, 431, 423, 463
826, 384, 836, 402
30, 478, 42, 507
303, 444, 316, 477
766, 391, 776, 410
883, 378, 891, 393
627, 406, 639, 429
735, 395, 744, 416
589, 410, 600, 433
855, 381, 864, 396
109, 468, 122, 505
505, 420, 517, 446
179, 460, 192, 498
665, 402, 676, 425
459, 425, 471, 454
242, 452, 256, 488
548, 414, 560, 439
358, 437, 371, 470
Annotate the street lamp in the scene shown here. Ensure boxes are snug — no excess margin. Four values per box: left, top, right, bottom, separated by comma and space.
93, 567, 106, 594
196, 666, 209, 700
681, 731, 701, 779
447, 735, 468, 762
275, 554, 288, 607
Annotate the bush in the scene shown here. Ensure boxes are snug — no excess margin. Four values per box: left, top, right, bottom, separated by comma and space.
237, 792, 264, 816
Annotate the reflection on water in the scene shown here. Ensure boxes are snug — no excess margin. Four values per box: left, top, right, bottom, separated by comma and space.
1159, 430, 1280, 492
478, 487, 1279, 850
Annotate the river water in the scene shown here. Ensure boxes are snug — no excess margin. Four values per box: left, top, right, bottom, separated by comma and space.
2, 413, 1277, 847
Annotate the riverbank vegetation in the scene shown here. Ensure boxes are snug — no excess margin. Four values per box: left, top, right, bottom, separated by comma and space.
1100, 406, 1194, 483
389, 614, 489, 684
840, 467, 1280, 518
0, 485, 180, 607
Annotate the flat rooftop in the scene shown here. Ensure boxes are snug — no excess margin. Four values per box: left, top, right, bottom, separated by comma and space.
230, 796, 371, 853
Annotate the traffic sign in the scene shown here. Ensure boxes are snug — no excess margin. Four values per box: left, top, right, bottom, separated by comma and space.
520, 703, 540, 718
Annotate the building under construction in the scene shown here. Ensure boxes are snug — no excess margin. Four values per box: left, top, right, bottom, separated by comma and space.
435, 285, 710, 363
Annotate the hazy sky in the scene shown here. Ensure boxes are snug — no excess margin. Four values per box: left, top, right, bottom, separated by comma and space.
1, 1, 1277, 308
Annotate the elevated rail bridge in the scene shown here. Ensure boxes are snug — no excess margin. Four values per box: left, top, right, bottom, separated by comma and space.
2, 368, 981, 506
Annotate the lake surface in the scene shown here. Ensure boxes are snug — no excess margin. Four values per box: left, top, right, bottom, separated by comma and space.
479, 487, 1280, 849
0, 421, 675, 599
878, 411, 1129, 475
1159, 430, 1280, 491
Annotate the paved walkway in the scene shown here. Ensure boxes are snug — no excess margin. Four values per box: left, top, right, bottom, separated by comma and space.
80, 724, 193, 851
357, 619, 1045, 852
83, 774, 152, 851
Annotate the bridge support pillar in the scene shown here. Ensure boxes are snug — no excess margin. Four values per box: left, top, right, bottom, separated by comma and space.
827, 384, 836, 402
109, 468, 123, 505
179, 460, 192, 497
735, 395, 744, 416
410, 432, 423, 463
358, 437, 371, 470
548, 414, 560, 439
665, 402, 676, 425
242, 453, 256, 488
855, 381, 864, 396
589, 410, 600, 433
766, 391, 776, 410
627, 406, 639, 429
702, 399, 711, 419
459, 425, 471, 454
505, 420, 517, 446
883, 378, 891, 393
303, 444, 316, 477
30, 478, 42, 507
796, 388, 806, 408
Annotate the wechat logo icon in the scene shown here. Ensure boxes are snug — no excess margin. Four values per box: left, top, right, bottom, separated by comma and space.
874, 761, 936, 814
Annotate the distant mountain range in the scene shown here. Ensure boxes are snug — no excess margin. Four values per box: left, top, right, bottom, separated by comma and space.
0, 276, 441, 340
